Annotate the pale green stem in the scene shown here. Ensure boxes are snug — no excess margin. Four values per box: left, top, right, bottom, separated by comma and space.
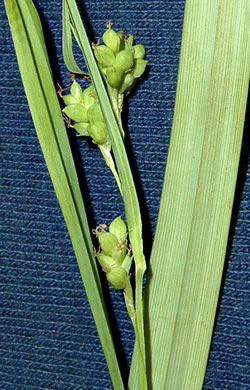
124, 279, 136, 330
107, 85, 124, 139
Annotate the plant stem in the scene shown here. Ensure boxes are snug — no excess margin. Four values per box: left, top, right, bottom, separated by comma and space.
124, 280, 136, 329
107, 85, 124, 138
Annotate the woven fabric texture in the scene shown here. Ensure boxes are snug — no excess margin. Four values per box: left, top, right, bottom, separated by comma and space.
0, 1, 249, 389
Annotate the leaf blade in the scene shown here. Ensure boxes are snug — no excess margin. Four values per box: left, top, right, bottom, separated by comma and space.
63, 2, 148, 386
129, 0, 249, 389
4, 1, 124, 388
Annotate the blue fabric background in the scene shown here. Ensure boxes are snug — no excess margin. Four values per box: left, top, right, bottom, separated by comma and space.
0, 0, 249, 389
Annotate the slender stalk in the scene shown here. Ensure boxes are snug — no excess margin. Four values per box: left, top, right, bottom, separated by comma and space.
106, 85, 125, 138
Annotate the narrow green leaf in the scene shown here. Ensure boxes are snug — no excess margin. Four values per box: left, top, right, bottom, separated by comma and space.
63, 1, 145, 265
63, 1, 147, 386
62, 0, 85, 74
4, 1, 124, 389
129, 1, 249, 389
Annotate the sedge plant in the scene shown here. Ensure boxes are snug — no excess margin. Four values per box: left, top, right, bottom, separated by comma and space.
4, 0, 249, 389
61, 2, 149, 387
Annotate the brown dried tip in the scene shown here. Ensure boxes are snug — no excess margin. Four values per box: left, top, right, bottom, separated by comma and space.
57, 83, 71, 96
106, 21, 112, 29
57, 83, 63, 96
83, 74, 91, 81
91, 224, 107, 236
92, 245, 97, 257
62, 113, 71, 128
92, 39, 100, 48
98, 224, 107, 232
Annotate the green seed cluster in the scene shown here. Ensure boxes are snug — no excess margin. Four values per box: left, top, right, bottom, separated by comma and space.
93, 27, 147, 92
95, 216, 132, 290
61, 81, 108, 146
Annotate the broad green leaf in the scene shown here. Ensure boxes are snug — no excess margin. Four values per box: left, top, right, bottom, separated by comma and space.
129, 0, 249, 389
4, 1, 124, 389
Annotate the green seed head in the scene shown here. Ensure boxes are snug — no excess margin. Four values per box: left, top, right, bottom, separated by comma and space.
113, 247, 127, 265
87, 122, 107, 145
87, 102, 104, 123
103, 28, 121, 54
119, 72, 135, 93
109, 216, 127, 241
70, 81, 84, 103
134, 44, 146, 60
118, 31, 125, 51
94, 44, 115, 67
125, 35, 134, 49
106, 266, 128, 289
62, 103, 88, 123
114, 49, 134, 72
106, 66, 124, 89
98, 232, 119, 255
83, 85, 96, 108
96, 252, 116, 271
121, 254, 133, 273
61, 93, 78, 106
72, 122, 89, 137
132, 59, 148, 78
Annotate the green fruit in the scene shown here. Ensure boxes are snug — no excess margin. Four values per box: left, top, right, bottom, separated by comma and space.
114, 49, 134, 72
125, 35, 134, 49
113, 247, 127, 265
103, 28, 121, 54
106, 266, 128, 289
87, 122, 107, 145
109, 216, 127, 241
98, 232, 119, 255
96, 253, 116, 270
119, 72, 135, 93
72, 122, 89, 136
87, 103, 104, 123
61, 94, 78, 106
94, 44, 115, 67
70, 81, 83, 103
83, 85, 96, 109
106, 66, 124, 88
134, 44, 146, 59
133, 59, 147, 78
118, 32, 125, 51
62, 103, 88, 122
121, 254, 133, 274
